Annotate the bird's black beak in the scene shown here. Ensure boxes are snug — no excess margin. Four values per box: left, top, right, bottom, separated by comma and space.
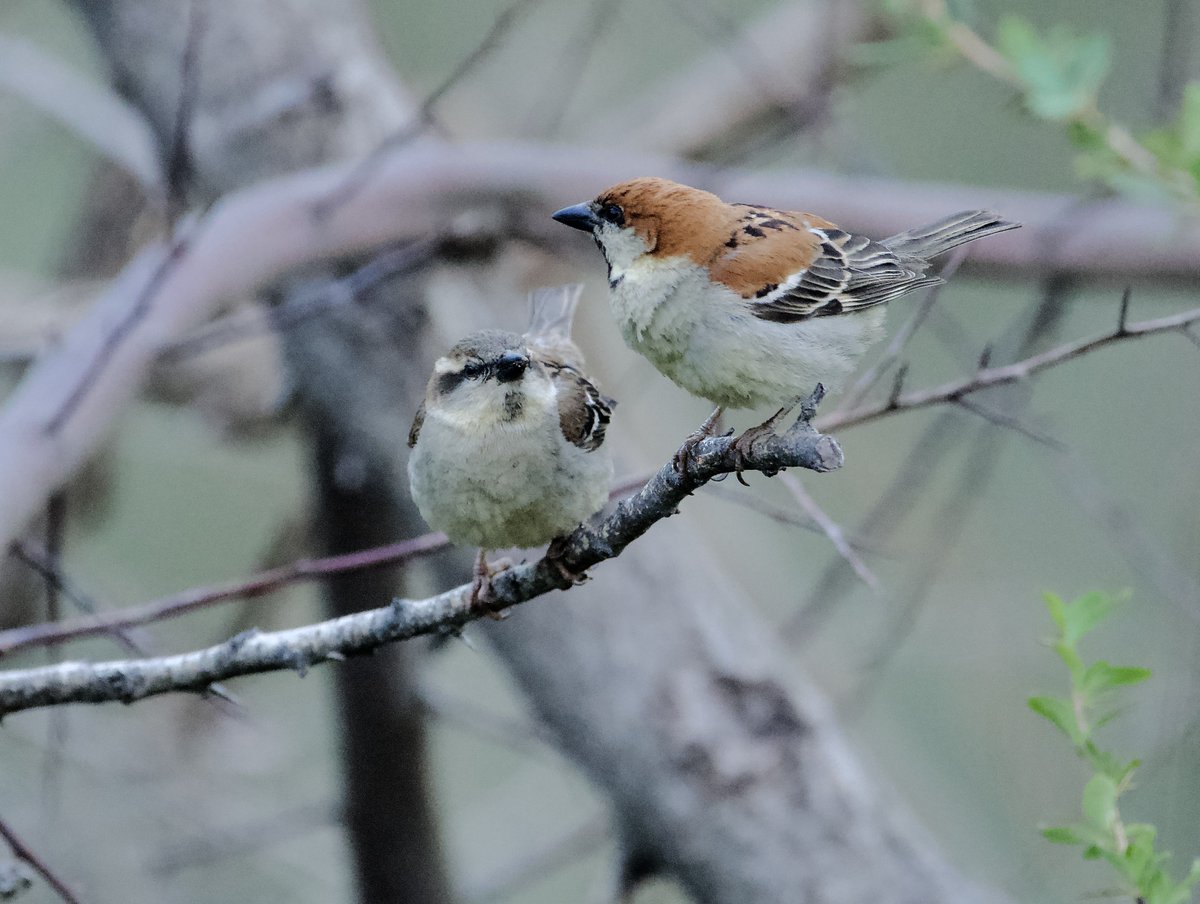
552, 203, 600, 232
494, 352, 529, 384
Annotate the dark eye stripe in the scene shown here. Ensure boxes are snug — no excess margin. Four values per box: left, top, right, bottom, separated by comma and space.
436, 371, 466, 395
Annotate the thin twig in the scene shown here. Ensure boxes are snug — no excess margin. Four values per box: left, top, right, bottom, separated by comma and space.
464, 812, 609, 903
0, 470, 656, 658
820, 303, 1200, 432
162, 239, 440, 361
0, 530, 450, 659
0, 816, 82, 904
953, 397, 1066, 450
9, 542, 242, 709
777, 472, 880, 590
0, 403, 842, 713
165, 0, 206, 223
150, 802, 340, 876
44, 229, 193, 434
838, 247, 967, 412
312, 0, 541, 219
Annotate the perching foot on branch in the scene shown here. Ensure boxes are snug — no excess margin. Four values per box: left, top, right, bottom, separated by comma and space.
544, 534, 592, 587
673, 406, 727, 479
729, 384, 827, 485
471, 550, 512, 620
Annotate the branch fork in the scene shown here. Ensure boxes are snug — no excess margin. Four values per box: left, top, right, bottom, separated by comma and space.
0, 407, 840, 715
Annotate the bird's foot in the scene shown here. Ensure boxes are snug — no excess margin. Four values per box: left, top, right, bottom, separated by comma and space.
729, 398, 805, 485
470, 550, 513, 620
544, 535, 589, 587
673, 406, 726, 480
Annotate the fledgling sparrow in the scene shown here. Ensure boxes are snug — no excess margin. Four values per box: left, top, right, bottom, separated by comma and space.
552, 178, 1019, 469
407, 284, 615, 607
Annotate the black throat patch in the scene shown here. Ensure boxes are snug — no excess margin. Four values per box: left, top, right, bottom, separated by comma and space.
502, 389, 524, 421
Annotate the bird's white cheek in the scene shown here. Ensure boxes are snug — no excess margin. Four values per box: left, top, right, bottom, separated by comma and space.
598, 225, 653, 276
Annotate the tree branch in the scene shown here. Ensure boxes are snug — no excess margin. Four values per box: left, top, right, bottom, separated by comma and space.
819, 302, 1200, 432
0, 410, 840, 715
4, 294, 1192, 658
0, 531, 450, 658
4, 137, 1200, 555
0, 817, 81, 904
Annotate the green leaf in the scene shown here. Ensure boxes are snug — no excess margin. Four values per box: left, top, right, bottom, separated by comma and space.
1083, 661, 1153, 695
1062, 591, 1117, 647
1043, 591, 1067, 630
996, 16, 1110, 121
1029, 694, 1082, 743
1041, 824, 1084, 844
1178, 82, 1200, 160
1081, 772, 1119, 835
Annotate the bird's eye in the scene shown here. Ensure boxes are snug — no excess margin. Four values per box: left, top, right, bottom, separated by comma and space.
461, 360, 487, 379
599, 203, 624, 225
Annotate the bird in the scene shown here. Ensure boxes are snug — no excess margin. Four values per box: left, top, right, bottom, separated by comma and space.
407, 284, 615, 610
552, 177, 1019, 472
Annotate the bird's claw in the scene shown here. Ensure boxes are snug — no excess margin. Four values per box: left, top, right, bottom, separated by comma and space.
673, 406, 725, 480
729, 398, 804, 483
470, 551, 512, 620
544, 535, 589, 586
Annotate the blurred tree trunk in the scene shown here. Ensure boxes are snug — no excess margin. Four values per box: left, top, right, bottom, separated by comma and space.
68, 1, 1016, 902
71, 2, 457, 902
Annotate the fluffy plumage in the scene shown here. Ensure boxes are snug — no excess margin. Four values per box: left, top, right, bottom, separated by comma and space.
553, 177, 1019, 409
407, 284, 614, 550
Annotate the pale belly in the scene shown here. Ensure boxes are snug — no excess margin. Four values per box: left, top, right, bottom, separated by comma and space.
408, 416, 611, 549
612, 270, 886, 409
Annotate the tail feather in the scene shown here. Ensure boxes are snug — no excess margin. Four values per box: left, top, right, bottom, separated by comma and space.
526, 283, 584, 340
882, 210, 1019, 261
525, 283, 587, 369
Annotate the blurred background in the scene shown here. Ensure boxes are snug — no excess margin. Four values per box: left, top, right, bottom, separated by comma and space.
1, 0, 1198, 902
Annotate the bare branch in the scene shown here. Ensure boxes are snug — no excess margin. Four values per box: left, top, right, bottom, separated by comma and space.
778, 472, 880, 590
0, 34, 163, 192
587, 0, 873, 156
0, 531, 450, 658
820, 303, 1200, 432
837, 247, 966, 412
0, 411, 841, 714
313, 0, 542, 218
4, 137, 1200, 558
163, 0, 207, 221
463, 813, 608, 903
0, 817, 82, 904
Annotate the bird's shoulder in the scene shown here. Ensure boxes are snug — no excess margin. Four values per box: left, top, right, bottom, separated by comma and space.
407, 400, 426, 448
543, 358, 614, 452
704, 205, 827, 298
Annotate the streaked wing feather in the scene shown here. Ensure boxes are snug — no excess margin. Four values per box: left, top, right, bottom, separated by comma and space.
751, 228, 937, 324
407, 401, 426, 448
548, 361, 614, 452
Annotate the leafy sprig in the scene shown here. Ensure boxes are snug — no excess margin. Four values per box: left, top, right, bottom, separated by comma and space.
874, 2, 1200, 209
1030, 592, 1200, 904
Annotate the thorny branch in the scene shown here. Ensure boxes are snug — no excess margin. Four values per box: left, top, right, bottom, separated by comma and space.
0, 402, 840, 714
0, 531, 451, 658
3, 293, 1197, 658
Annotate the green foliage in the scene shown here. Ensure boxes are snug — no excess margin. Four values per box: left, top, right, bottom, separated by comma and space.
995, 16, 1110, 121
1031, 592, 1200, 904
879, 6, 1200, 209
